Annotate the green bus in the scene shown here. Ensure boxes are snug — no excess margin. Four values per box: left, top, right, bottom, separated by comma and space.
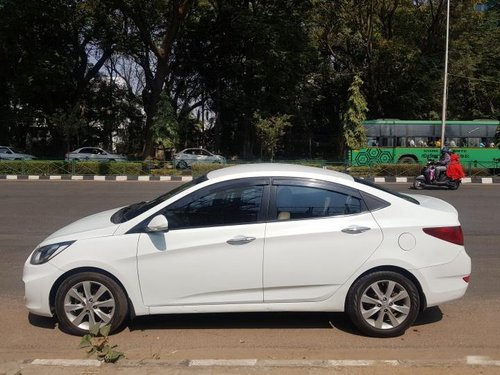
348, 119, 500, 168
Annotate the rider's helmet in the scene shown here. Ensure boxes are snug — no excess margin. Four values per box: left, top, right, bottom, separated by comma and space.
441, 146, 450, 154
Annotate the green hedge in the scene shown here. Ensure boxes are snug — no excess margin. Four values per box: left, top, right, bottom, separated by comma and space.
0, 160, 143, 175
0, 160, 496, 177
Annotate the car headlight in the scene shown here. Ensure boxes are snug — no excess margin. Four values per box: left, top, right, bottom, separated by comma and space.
30, 241, 76, 265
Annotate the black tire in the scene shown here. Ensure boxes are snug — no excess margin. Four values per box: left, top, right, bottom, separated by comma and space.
177, 160, 188, 169
55, 272, 128, 336
398, 156, 417, 164
448, 180, 460, 190
413, 179, 424, 190
346, 271, 420, 337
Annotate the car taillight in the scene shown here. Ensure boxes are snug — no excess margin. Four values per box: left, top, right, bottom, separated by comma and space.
423, 226, 464, 246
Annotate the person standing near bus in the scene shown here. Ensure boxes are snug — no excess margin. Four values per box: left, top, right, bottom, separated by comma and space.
435, 147, 451, 180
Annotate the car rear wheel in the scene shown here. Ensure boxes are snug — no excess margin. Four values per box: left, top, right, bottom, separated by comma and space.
346, 271, 420, 337
177, 160, 188, 169
54, 272, 128, 335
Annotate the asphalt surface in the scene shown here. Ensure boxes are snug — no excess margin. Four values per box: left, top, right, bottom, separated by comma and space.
0, 181, 499, 373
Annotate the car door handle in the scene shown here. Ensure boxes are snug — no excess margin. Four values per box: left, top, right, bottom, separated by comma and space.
226, 236, 256, 245
341, 226, 371, 234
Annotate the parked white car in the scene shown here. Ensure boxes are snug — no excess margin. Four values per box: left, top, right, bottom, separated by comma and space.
172, 148, 226, 169
0, 146, 35, 160
23, 164, 470, 337
65, 147, 126, 162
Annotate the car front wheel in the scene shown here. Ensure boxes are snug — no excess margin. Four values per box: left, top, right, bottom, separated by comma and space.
54, 272, 128, 335
346, 271, 420, 337
177, 160, 188, 169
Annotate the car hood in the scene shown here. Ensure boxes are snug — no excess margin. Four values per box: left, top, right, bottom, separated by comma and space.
41, 207, 122, 245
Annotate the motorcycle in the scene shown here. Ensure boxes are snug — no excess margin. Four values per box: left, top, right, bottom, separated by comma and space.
413, 160, 461, 190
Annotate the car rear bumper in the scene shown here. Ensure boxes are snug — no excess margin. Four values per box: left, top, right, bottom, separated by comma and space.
417, 249, 471, 307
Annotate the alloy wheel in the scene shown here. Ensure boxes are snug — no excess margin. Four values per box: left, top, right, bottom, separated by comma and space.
359, 279, 411, 330
63, 280, 116, 330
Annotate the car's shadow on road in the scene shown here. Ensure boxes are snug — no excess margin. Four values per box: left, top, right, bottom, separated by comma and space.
28, 313, 57, 329
128, 307, 443, 337
27, 307, 443, 337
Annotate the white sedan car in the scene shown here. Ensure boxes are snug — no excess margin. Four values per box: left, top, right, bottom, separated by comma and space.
172, 148, 226, 169
23, 164, 470, 337
65, 147, 127, 162
0, 146, 35, 160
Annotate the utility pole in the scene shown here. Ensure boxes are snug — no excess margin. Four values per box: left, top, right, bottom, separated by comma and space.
440, 0, 450, 146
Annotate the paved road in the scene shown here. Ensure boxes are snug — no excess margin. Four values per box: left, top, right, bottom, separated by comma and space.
0, 181, 499, 363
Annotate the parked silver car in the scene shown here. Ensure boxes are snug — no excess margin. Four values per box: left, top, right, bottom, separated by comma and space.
173, 148, 226, 169
0, 146, 35, 160
65, 147, 127, 162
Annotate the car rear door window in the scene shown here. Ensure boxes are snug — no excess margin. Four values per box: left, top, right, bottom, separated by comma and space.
273, 180, 368, 221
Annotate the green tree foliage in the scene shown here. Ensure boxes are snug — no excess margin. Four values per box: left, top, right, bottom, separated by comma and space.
446, 0, 500, 120
343, 75, 368, 150
103, 0, 195, 158
182, 0, 316, 158
0, 0, 498, 160
0, 0, 127, 156
254, 113, 292, 161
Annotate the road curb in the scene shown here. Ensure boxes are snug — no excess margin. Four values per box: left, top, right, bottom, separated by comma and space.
7, 356, 499, 373
0, 174, 193, 181
1, 175, 499, 183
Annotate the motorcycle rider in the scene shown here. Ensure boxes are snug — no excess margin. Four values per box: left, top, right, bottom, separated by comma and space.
446, 151, 465, 181
434, 147, 451, 181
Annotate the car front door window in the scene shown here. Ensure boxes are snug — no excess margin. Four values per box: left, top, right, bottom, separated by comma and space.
164, 182, 265, 229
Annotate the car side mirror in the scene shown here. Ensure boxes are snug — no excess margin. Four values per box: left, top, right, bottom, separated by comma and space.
145, 215, 169, 233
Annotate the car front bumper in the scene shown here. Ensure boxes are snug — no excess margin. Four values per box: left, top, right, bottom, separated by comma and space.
23, 260, 64, 317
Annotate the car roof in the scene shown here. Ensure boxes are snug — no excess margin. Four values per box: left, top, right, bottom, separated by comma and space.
206, 163, 354, 182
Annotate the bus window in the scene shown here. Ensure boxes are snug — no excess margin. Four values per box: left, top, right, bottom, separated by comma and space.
416, 138, 428, 147
367, 137, 378, 147
467, 138, 481, 147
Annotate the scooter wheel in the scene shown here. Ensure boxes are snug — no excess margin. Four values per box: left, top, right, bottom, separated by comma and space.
448, 180, 460, 190
413, 179, 424, 190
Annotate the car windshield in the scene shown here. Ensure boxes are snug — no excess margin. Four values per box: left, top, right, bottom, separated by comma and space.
354, 177, 420, 205
111, 175, 208, 223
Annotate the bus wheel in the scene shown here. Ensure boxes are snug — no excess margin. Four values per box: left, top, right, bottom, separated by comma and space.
398, 156, 417, 164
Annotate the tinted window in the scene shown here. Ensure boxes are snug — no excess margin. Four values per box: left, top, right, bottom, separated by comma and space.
164, 183, 265, 229
354, 177, 420, 205
275, 185, 367, 220
112, 175, 208, 224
